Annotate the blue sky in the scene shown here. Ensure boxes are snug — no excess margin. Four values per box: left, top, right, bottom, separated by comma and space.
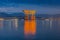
0, 0, 60, 5
0, 0, 60, 14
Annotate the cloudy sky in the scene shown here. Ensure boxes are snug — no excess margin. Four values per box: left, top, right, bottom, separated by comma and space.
0, 0, 60, 14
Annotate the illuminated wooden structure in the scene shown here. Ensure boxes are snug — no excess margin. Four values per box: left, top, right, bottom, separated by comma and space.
23, 10, 36, 37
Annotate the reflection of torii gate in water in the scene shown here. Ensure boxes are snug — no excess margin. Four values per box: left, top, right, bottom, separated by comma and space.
23, 10, 36, 36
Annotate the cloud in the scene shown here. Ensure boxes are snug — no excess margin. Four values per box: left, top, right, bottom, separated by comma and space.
0, 4, 60, 14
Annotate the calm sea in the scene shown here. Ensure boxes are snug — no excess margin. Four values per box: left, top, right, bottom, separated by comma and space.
0, 18, 60, 40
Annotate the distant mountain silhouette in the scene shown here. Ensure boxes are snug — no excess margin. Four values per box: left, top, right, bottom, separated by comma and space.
35, 14, 51, 18
0, 12, 60, 19
52, 14, 60, 18
0, 12, 24, 18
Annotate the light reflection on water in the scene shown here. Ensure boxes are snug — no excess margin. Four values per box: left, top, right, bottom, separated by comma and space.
24, 15, 36, 40
0, 18, 60, 40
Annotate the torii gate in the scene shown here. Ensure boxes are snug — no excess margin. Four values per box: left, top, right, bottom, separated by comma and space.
23, 10, 36, 37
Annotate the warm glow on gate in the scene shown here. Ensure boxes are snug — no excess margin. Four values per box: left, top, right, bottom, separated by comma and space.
23, 10, 36, 36
23, 10, 30, 15
30, 10, 36, 15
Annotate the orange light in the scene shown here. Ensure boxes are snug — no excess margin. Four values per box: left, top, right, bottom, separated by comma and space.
24, 20, 30, 36
30, 10, 36, 15
30, 16, 36, 35
23, 10, 30, 15
23, 10, 36, 37
24, 15, 30, 36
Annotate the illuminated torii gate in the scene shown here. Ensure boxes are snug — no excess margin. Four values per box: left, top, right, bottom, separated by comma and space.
23, 10, 36, 37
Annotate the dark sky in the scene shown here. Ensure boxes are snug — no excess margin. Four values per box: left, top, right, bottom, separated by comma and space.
0, 0, 60, 5
0, 0, 60, 14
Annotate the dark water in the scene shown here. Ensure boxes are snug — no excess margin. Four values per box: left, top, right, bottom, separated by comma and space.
0, 18, 60, 40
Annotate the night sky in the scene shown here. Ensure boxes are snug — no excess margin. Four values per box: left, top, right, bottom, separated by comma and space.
0, 0, 60, 14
